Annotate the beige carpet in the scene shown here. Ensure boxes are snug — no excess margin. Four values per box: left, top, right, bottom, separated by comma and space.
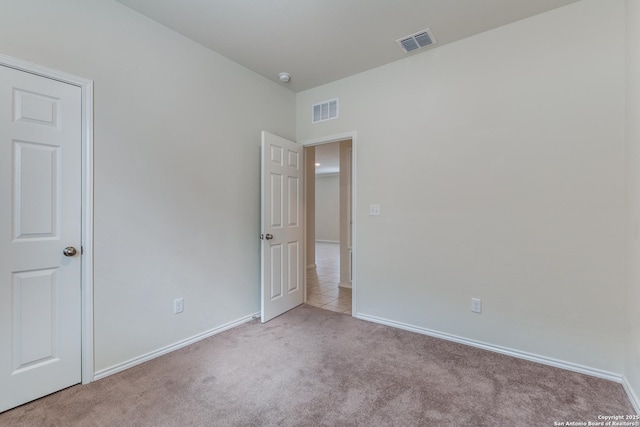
0, 305, 635, 426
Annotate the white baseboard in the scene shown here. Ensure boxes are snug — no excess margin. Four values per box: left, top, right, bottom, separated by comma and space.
338, 282, 352, 289
623, 376, 640, 414
93, 312, 259, 381
306, 263, 316, 269
315, 240, 339, 244
355, 313, 623, 384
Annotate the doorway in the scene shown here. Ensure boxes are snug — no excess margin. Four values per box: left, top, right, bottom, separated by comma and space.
304, 136, 354, 315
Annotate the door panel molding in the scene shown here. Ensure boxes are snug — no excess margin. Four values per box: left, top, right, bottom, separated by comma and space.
0, 53, 94, 384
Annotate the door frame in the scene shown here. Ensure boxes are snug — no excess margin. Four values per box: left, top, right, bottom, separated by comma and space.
302, 131, 357, 315
0, 53, 94, 384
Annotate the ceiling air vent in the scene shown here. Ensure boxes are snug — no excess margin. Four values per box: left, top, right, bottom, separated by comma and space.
312, 98, 339, 124
397, 28, 437, 53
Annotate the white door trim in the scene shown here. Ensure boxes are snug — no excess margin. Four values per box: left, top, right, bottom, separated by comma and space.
302, 131, 357, 316
0, 54, 94, 384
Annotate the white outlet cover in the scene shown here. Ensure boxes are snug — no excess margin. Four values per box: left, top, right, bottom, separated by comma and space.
369, 204, 381, 216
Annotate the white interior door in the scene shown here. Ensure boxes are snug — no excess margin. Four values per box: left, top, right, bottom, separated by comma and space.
261, 131, 304, 322
0, 65, 82, 412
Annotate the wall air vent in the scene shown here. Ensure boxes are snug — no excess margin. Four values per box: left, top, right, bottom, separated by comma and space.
312, 98, 339, 124
397, 28, 437, 53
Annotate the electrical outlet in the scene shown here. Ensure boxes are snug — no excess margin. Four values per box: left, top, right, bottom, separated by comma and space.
369, 204, 381, 216
174, 298, 184, 314
471, 298, 482, 314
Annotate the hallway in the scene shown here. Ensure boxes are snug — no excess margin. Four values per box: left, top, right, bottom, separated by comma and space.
306, 242, 352, 315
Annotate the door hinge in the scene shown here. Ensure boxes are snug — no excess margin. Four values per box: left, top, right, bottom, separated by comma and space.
81, 246, 84, 255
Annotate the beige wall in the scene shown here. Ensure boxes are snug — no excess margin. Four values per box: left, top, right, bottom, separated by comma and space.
339, 139, 353, 287
0, 0, 295, 372
626, 0, 640, 408
315, 174, 340, 242
305, 147, 316, 267
297, 0, 626, 374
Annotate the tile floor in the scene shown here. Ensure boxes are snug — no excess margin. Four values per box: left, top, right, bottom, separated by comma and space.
306, 242, 352, 315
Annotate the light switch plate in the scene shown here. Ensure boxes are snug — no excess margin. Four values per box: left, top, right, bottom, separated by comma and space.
369, 204, 381, 216
471, 298, 482, 314
174, 298, 184, 314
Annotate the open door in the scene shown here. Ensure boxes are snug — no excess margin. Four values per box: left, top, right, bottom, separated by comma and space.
260, 132, 304, 322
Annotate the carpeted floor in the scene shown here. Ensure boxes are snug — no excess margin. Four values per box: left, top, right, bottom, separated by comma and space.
0, 304, 635, 426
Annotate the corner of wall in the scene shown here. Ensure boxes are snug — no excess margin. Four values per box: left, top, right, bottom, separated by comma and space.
625, 0, 640, 414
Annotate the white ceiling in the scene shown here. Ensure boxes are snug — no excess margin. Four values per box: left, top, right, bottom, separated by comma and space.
114, 0, 580, 92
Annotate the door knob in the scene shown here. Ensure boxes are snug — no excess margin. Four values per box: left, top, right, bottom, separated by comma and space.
265, 233, 274, 240
63, 246, 77, 257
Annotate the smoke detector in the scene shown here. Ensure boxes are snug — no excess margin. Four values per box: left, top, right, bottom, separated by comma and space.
397, 29, 437, 53
278, 72, 291, 82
